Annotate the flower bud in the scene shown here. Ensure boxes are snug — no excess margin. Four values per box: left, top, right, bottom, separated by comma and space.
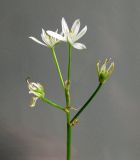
27, 78, 45, 107
96, 58, 114, 84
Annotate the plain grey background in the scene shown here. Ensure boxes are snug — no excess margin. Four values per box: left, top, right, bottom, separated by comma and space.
0, 0, 140, 160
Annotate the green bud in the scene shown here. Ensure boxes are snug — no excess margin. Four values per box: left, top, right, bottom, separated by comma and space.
96, 58, 114, 84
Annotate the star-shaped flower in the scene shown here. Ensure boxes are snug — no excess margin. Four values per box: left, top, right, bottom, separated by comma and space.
47, 18, 87, 50
29, 29, 61, 48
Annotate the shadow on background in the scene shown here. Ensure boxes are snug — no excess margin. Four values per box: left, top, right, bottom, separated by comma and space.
0, 121, 71, 160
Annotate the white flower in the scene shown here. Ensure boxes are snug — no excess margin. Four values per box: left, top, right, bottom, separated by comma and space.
29, 29, 61, 48
47, 17, 87, 50
27, 78, 45, 107
97, 58, 115, 84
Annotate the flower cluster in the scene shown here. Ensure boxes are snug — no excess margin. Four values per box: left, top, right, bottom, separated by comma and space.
29, 17, 87, 50
27, 17, 115, 107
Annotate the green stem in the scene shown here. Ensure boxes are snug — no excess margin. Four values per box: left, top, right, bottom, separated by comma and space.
65, 80, 71, 107
65, 89, 72, 160
51, 47, 65, 89
66, 111, 72, 160
65, 43, 72, 160
70, 83, 102, 124
68, 44, 72, 82
65, 83, 72, 160
41, 97, 64, 111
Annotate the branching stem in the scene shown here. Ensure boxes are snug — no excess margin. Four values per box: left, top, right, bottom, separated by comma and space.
70, 83, 102, 124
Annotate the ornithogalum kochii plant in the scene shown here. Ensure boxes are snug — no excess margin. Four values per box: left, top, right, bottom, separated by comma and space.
27, 17, 115, 160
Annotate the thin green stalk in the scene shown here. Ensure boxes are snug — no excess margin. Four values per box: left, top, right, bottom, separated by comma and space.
66, 111, 72, 160
41, 97, 64, 111
51, 47, 65, 89
68, 44, 72, 82
70, 83, 102, 124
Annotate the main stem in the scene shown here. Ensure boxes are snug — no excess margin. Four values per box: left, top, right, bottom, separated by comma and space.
51, 46, 72, 160
66, 83, 72, 160
66, 112, 72, 160
66, 43, 72, 160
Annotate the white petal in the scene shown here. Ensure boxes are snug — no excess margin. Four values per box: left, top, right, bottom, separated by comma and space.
107, 62, 114, 75
29, 37, 47, 46
73, 43, 86, 50
96, 61, 100, 74
36, 83, 44, 89
71, 19, 80, 35
75, 26, 87, 41
31, 82, 39, 88
61, 17, 69, 35
100, 63, 106, 72
55, 29, 58, 33
30, 97, 38, 107
41, 29, 51, 47
47, 30, 66, 41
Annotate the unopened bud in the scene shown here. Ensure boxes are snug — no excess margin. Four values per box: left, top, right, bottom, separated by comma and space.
96, 58, 114, 84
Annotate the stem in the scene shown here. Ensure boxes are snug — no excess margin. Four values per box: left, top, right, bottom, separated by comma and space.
51, 47, 65, 89
65, 82, 72, 160
65, 89, 72, 160
65, 81, 71, 107
41, 97, 64, 111
65, 43, 72, 160
70, 83, 102, 124
66, 112, 72, 160
68, 44, 72, 82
